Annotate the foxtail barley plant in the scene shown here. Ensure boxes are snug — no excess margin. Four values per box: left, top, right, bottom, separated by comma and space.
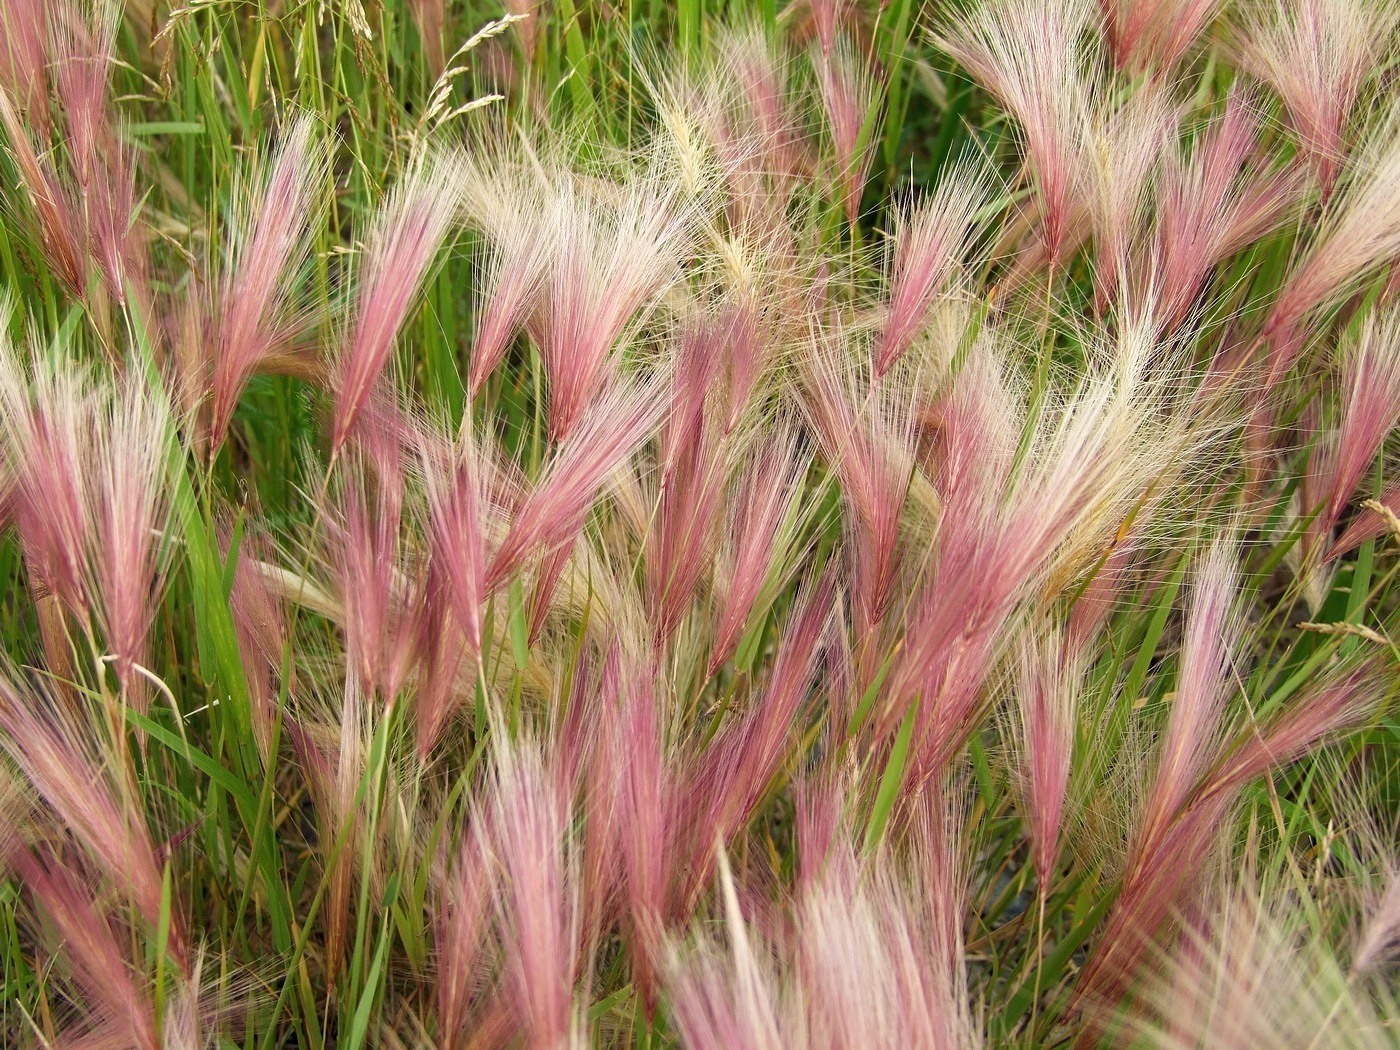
1, 0, 1399, 1046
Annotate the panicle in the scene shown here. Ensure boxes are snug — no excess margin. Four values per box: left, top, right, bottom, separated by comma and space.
537, 178, 690, 442
1315, 307, 1400, 541
436, 822, 493, 1049
1264, 106, 1400, 379
333, 152, 463, 452
936, 0, 1097, 263
813, 39, 879, 229
210, 115, 326, 449
488, 378, 663, 590
1237, 0, 1399, 198
1124, 882, 1389, 1049
484, 738, 582, 1050
1143, 91, 1300, 333
876, 162, 986, 377
89, 371, 176, 690
0, 670, 183, 965
802, 342, 917, 635
1100, 0, 1226, 73
1016, 624, 1079, 886
326, 421, 422, 700
422, 431, 490, 660
0, 0, 48, 124
710, 427, 808, 675
1140, 538, 1240, 838
11, 849, 159, 1050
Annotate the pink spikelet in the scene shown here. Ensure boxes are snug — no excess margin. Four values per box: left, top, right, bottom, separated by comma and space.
0, 670, 186, 967
1263, 109, 1400, 381
876, 164, 985, 378
467, 194, 549, 398
0, 86, 88, 295
1238, 0, 1397, 199
709, 428, 807, 675
423, 431, 489, 660
809, 0, 853, 56
1314, 307, 1400, 543
1086, 85, 1180, 312
813, 40, 878, 229
1100, 0, 1226, 73
682, 570, 835, 905
648, 320, 729, 642
488, 378, 663, 590
1145, 91, 1301, 332
0, 0, 48, 127
1353, 867, 1400, 973
1139, 540, 1240, 846
803, 345, 916, 636
937, 0, 1096, 265
484, 739, 582, 1049
90, 373, 175, 692
1072, 630, 1379, 1035
664, 848, 785, 1050
11, 849, 159, 1050
226, 525, 287, 761
537, 181, 688, 443
436, 823, 494, 1049
1199, 663, 1382, 800
50, 0, 147, 311
1016, 625, 1078, 887
327, 424, 422, 700
615, 650, 672, 1016
210, 115, 325, 449
332, 153, 462, 453
0, 349, 93, 617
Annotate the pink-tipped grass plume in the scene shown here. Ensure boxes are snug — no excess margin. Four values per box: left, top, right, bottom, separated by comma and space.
680, 570, 836, 909
1313, 306, 1400, 548
483, 737, 582, 1050
1016, 625, 1080, 888
802, 340, 918, 638
935, 0, 1097, 265
535, 178, 690, 443
0, 668, 186, 968
226, 523, 288, 761
1262, 105, 1400, 381
436, 821, 495, 1050
612, 647, 674, 1016
1237, 0, 1400, 199
1099, 0, 1226, 73
11, 849, 160, 1050
0, 0, 48, 127
813, 39, 879, 229
1122, 881, 1388, 1050
1141, 539, 1241, 840
89, 371, 176, 693
647, 318, 731, 643
709, 426, 808, 675
210, 114, 326, 450
488, 377, 663, 591
876, 163, 986, 378
332, 152, 463, 453
0, 344, 95, 620
326, 422, 423, 701
1072, 654, 1383, 1039
422, 430, 490, 661
1142, 91, 1302, 334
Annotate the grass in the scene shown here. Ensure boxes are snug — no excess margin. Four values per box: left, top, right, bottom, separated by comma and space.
0, 0, 1398, 1047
